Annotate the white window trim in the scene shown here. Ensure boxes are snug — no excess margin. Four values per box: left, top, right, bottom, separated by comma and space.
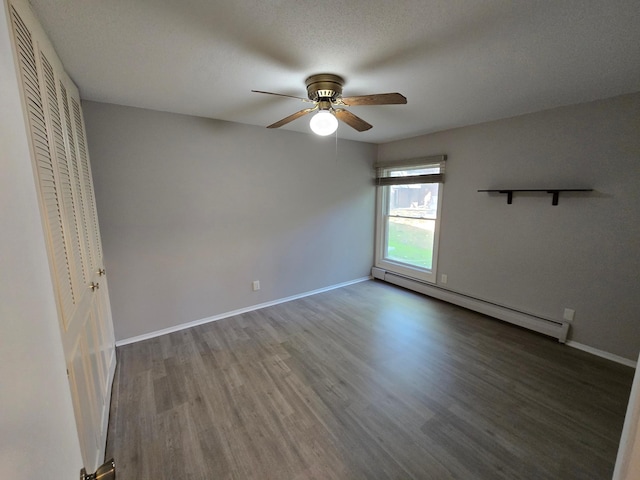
374, 157, 445, 284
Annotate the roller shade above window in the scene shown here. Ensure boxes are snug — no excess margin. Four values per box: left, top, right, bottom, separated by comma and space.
374, 155, 446, 186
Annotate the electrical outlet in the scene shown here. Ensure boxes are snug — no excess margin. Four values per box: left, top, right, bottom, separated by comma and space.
252, 280, 260, 291
563, 308, 575, 322
441, 274, 448, 284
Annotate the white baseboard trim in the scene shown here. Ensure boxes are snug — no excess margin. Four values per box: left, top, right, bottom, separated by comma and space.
115, 276, 371, 347
566, 341, 637, 368
373, 268, 570, 343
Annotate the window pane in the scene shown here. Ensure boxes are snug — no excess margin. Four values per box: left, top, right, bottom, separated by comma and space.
385, 183, 439, 270
386, 217, 435, 269
388, 183, 439, 218
386, 166, 441, 177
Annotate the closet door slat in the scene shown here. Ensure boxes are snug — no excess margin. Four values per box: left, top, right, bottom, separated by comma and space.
11, 6, 75, 321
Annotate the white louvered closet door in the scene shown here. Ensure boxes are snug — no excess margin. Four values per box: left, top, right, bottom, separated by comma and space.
8, 1, 116, 473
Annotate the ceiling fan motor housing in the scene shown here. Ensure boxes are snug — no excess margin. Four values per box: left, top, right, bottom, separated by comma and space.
305, 74, 344, 102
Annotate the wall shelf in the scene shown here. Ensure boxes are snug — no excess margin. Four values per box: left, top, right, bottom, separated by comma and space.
477, 189, 593, 206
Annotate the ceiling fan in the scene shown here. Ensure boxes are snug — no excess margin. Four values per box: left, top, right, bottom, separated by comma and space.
252, 74, 407, 136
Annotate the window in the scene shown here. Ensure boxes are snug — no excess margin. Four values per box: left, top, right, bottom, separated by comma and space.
375, 156, 445, 283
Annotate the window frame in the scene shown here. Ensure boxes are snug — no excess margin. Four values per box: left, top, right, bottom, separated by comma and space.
374, 156, 445, 284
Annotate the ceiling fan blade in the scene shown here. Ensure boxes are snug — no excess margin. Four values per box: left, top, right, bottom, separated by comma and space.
251, 90, 313, 103
334, 109, 373, 132
339, 92, 407, 106
267, 107, 317, 129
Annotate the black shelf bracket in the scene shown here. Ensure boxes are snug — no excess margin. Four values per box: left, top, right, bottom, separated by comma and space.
477, 189, 593, 206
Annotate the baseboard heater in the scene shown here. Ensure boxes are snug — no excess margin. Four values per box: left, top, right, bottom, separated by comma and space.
371, 267, 570, 343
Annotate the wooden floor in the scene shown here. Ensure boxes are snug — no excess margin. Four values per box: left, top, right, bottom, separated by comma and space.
106, 280, 634, 479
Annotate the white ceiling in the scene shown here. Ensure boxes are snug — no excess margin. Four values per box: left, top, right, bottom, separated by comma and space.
28, 0, 640, 144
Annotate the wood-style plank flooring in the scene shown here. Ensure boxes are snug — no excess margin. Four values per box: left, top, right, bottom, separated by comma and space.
106, 280, 634, 479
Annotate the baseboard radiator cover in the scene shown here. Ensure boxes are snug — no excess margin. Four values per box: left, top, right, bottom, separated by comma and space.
372, 267, 570, 343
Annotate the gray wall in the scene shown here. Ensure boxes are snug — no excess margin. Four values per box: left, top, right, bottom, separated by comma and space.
83, 102, 376, 341
379, 92, 640, 361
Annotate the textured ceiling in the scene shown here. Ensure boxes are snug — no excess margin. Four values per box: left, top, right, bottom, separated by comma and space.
28, 0, 640, 143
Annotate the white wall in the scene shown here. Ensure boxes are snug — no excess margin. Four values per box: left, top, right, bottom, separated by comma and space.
0, 1, 83, 477
379, 92, 640, 361
83, 102, 377, 341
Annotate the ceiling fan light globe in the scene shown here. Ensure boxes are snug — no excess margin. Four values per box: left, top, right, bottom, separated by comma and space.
310, 110, 338, 136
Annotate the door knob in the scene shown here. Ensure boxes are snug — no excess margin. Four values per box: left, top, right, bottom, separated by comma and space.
80, 458, 115, 480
